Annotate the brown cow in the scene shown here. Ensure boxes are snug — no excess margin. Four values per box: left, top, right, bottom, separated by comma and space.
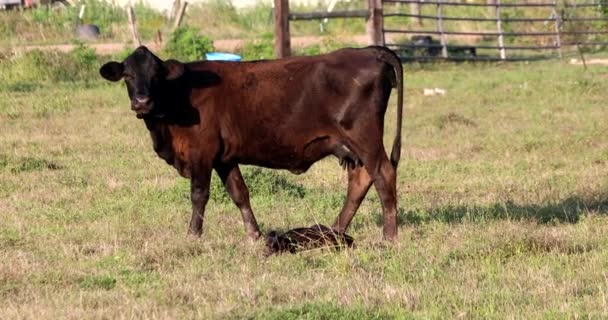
99, 45, 403, 241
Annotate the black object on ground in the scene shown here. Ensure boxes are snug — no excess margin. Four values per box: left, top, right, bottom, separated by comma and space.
76, 24, 100, 40
265, 224, 354, 256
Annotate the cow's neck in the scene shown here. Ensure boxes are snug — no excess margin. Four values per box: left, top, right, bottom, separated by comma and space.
143, 117, 175, 165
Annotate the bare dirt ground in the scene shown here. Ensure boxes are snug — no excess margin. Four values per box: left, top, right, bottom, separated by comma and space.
6, 33, 492, 56
569, 58, 608, 65
9, 34, 371, 55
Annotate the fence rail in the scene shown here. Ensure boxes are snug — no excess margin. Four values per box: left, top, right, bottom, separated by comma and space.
384, 13, 555, 22
384, 13, 608, 23
384, 30, 608, 36
384, 0, 556, 7
386, 43, 561, 50
272, 0, 607, 62
563, 2, 602, 7
273, 0, 383, 57
289, 10, 369, 20
383, 0, 608, 61
387, 0, 604, 7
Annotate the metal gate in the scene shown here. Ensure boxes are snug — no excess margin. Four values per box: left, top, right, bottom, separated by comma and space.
381, 0, 608, 61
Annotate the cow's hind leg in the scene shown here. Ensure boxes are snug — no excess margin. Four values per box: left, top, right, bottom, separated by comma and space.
337, 136, 398, 241
216, 164, 261, 240
370, 153, 398, 241
333, 166, 373, 233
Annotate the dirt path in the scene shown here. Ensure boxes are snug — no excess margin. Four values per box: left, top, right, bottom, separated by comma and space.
569, 58, 608, 65
10, 35, 371, 55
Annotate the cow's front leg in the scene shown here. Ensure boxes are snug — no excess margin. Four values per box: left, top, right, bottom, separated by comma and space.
216, 164, 261, 240
188, 167, 212, 237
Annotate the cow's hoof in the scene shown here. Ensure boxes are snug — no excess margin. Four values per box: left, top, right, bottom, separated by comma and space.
187, 229, 202, 238
247, 230, 261, 241
383, 233, 398, 243
383, 224, 398, 243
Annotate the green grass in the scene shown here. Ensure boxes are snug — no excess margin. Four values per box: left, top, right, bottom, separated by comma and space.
0, 55, 607, 318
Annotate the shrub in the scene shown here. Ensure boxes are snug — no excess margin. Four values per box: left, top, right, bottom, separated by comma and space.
163, 26, 214, 61
133, 1, 168, 40
321, 36, 357, 52
0, 42, 99, 88
70, 41, 98, 69
113, 46, 136, 62
295, 44, 321, 56
0, 50, 61, 84
240, 32, 274, 60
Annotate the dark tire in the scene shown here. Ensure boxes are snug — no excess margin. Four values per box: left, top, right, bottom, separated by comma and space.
50, 0, 68, 8
76, 24, 100, 41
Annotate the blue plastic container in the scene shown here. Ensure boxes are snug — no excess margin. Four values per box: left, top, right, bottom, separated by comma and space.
205, 52, 242, 61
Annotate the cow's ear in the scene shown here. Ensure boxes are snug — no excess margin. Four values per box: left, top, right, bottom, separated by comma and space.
164, 59, 184, 80
99, 61, 124, 82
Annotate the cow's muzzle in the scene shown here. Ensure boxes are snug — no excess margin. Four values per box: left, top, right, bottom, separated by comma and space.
131, 96, 153, 118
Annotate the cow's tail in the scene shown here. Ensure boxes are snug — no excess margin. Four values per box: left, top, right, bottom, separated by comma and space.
377, 46, 404, 169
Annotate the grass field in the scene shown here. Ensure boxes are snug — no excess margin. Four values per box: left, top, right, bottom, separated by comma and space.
1, 56, 607, 318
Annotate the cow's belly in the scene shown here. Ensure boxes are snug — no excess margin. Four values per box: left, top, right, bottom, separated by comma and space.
236, 134, 335, 174
240, 146, 331, 174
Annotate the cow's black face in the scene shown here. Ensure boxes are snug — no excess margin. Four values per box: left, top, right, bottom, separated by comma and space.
99, 46, 184, 118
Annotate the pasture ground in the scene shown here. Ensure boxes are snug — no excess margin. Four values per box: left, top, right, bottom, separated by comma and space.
1, 58, 607, 318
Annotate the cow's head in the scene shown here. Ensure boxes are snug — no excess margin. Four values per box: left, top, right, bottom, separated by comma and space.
99, 46, 184, 118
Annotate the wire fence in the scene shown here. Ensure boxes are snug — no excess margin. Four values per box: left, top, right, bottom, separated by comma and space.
383, 0, 608, 61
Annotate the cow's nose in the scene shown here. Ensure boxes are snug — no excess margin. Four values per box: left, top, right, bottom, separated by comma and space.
135, 96, 150, 104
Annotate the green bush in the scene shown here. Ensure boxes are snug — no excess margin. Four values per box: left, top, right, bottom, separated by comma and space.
0, 50, 62, 84
133, 1, 168, 40
113, 46, 136, 62
71, 41, 98, 69
0, 42, 99, 88
163, 26, 214, 61
294, 44, 321, 56
240, 32, 274, 60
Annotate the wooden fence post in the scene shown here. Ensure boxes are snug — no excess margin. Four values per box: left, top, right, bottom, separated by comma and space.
366, 0, 383, 46
173, 1, 188, 30
127, 5, 142, 47
436, 0, 448, 58
274, 0, 291, 58
78, 4, 85, 23
495, 0, 506, 60
552, 0, 562, 58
